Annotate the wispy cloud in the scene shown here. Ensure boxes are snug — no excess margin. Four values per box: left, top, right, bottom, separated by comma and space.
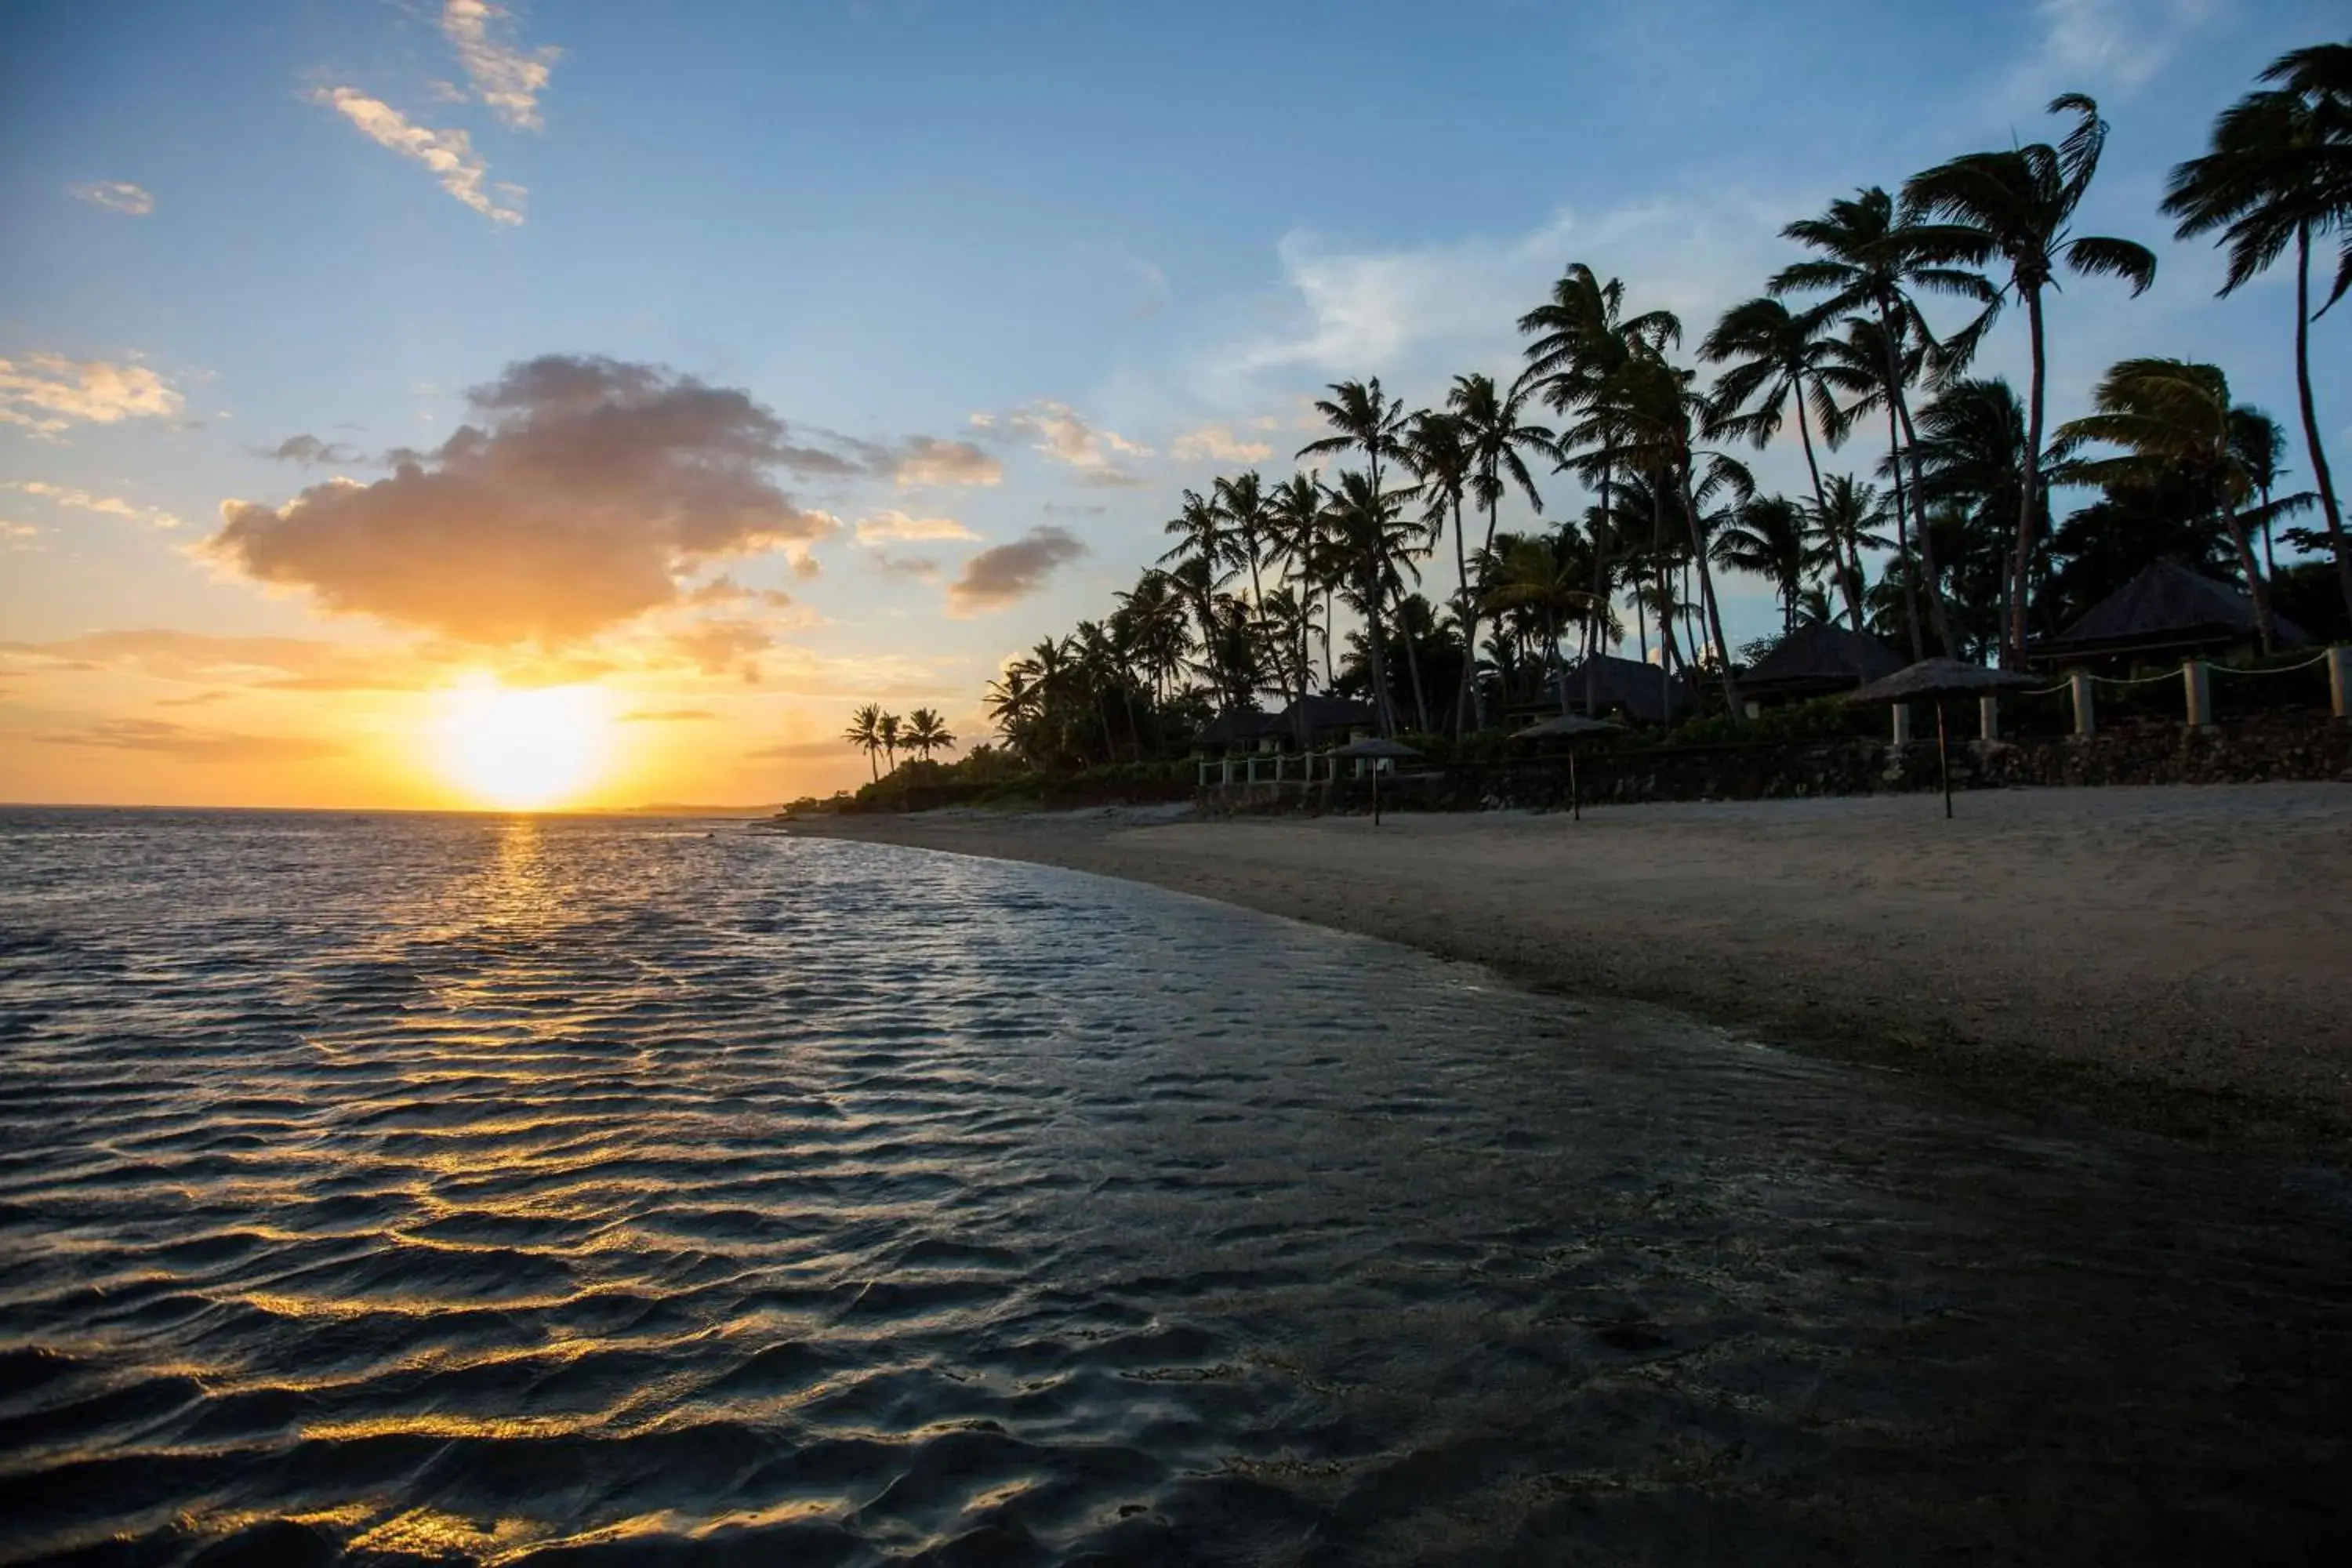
308, 86, 524, 225
69, 180, 154, 216
1171, 425, 1274, 463
946, 525, 1088, 616
853, 510, 979, 544
0, 353, 183, 437
972, 401, 1150, 487
34, 717, 343, 764
2011, 0, 2218, 99
256, 434, 361, 466
3, 481, 181, 528
619, 707, 718, 723
439, 0, 560, 131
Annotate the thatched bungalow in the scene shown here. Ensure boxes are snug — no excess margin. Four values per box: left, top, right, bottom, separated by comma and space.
1740, 622, 1905, 706
1554, 653, 1692, 726
2031, 560, 2309, 668
1192, 708, 1284, 754
1277, 694, 1377, 749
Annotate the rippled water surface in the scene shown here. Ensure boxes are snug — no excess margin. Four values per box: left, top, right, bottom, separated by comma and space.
2, 808, 2347, 1566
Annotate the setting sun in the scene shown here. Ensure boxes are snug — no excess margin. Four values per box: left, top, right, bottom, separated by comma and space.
433, 679, 613, 809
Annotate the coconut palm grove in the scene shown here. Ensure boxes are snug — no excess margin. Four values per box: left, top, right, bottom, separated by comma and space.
829, 42, 2350, 799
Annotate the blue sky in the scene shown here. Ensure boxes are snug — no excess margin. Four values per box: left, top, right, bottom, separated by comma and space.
1, 0, 2344, 805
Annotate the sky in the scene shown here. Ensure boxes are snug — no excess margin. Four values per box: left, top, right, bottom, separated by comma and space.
1, 0, 2344, 809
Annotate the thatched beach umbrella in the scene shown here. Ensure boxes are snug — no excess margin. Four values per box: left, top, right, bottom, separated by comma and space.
1512, 713, 1624, 821
1330, 736, 1421, 826
1846, 659, 2038, 819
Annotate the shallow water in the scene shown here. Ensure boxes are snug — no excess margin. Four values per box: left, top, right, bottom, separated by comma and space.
0, 808, 2346, 1566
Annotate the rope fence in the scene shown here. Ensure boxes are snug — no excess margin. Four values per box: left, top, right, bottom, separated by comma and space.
2207, 652, 2333, 677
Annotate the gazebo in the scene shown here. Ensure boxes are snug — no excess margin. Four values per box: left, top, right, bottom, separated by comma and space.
1740, 622, 1906, 706
2031, 560, 2309, 667
1553, 653, 1691, 726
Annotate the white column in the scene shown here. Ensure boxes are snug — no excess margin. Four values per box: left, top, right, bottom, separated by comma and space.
2330, 646, 2350, 720
2070, 670, 2096, 738
1890, 704, 1912, 745
2183, 659, 2212, 728
1978, 695, 1999, 740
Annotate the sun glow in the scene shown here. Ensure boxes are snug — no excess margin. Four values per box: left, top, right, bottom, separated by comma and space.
433, 678, 614, 808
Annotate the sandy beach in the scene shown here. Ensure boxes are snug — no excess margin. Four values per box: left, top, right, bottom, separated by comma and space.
791, 783, 2352, 1156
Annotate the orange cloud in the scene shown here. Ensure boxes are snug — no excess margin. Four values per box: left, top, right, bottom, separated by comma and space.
946, 525, 1087, 615
210, 357, 839, 644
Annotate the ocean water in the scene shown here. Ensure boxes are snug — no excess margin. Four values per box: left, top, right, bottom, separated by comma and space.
0, 808, 2346, 1566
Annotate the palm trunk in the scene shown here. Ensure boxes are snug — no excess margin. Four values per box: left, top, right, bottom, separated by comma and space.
2008, 284, 2049, 666
1397, 586, 1432, 734
2221, 504, 2276, 654
1453, 493, 1479, 737
1882, 397, 1926, 661
1363, 576, 1397, 736
1889, 383, 1955, 655
2260, 481, 2278, 579
2291, 223, 2351, 620
1587, 447, 1615, 713
1680, 469, 1743, 713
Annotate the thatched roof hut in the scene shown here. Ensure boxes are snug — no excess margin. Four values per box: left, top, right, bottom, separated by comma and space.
1192, 708, 1283, 752
1277, 694, 1378, 746
1555, 653, 1690, 726
1740, 622, 1905, 703
2032, 560, 2309, 664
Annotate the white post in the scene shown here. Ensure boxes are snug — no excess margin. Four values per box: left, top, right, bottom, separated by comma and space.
1890, 704, 1912, 745
2330, 646, 2350, 720
1221, 757, 1233, 787
2183, 659, 2212, 729
1978, 695, 1999, 740
1196, 758, 1207, 789
2070, 670, 2095, 738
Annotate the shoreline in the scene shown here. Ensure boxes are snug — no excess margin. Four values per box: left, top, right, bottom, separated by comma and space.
782, 784, 2352, 1160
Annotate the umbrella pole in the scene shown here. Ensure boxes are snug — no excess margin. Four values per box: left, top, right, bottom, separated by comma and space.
1372, 764, 1381, 828
1936, 697, 1952, 820
1570, 750, 1581, 822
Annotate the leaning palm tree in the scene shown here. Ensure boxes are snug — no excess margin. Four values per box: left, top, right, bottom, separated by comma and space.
2050, 358, 2278, 651
1263, 471, 1338, 687
842, 702, 884, 782
1903, 94, 2159, 662
2163, 41, 2352, 619
1700, 296, 1843, 518
1323, 469, 1421, 735
875, 711, 902, 775
1399, 409, 1476, 731
1806, 477, 1894, 632
1212, 470, 1274, 610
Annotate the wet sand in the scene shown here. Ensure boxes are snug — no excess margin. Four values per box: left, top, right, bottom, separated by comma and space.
789, 784, 2352, 1156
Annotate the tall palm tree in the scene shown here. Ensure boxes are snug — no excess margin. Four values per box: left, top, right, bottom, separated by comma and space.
1771, 187, 1990, 655
842, 702, 884, 782
1700, 296, 1842, 517
1323, 469, 1421, 735
2163, 41, 2352, 619
1301, 379, 1427, 724
1212, 470, 1273, 610
1903, 94, 2159, 662
2228, 406, 2311, 580
1449, 372, 1552, 731
1400, 409, 1477, 731
2050, 358, 2278, 651
1522, 264, 1678, 688
1819, 315, 1935, 655
876, 711, 902, 775
1806, 477, 1893, 633
1711, 494, 1812, 631
1264, 472, 1337, 687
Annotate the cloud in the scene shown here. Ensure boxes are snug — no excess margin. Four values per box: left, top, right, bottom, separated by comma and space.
3, 481, 181, 528
746, 738, 854, 760
308, 87, 524, 225
853, 509, 979, 544
1171, 425, 1274, 463
438, 0, 560, 130
70, 181, 153, 216
0, 353, 183, 436
974, 401, 1150, 486
619, 707, 717, 723
664, 619, 774, 680
946, 525, 1087, 616
681, 575, 795, 608
2, 630, 441, 691
35, 717, 343, 764
2010, 0, 2216, 99
870, 550, 941, 581
210, 355, 840, 644
258, 434, 361, 466
155, 690, 230, 708
885, 435, 1002, 488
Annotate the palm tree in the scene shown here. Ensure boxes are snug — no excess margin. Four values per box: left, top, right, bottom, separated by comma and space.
1399, 409, 1476, 731
1907, 378, 2045, 656
1264, 472, 1337, 686
1323, 469, 1421, 735
2163, 41, 2352, 619
1903, 94, 2159, 662
1771, 187, 1991, 655
1159, 488, 1232, 652
1711, 494, 1812, 631
1806, 477, 1893, 632
842, 702, 884, 782
1213, 470, 1273, 610
876, 711, 902, 775
1301, 380, 1432, 728
1449, 372, 1552, 731
1700, 296, 1842, 517
903, 707, 956, 762
2228, 406, 2313, 580
1819, 314, 1935, 655
2050, 358, 2277, 651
